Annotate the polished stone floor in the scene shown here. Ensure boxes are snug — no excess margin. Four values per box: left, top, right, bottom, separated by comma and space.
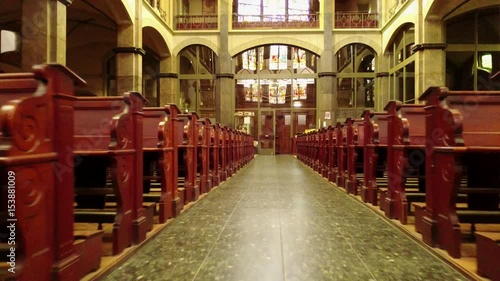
104, 155, 469, 281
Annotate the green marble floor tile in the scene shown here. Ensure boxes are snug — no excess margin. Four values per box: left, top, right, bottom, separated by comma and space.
103, 155, 469, 281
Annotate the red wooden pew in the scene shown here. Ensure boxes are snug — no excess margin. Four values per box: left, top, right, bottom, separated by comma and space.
335, 123, 347, 188
176, 112, 200, 204
198, 117, 212, 194
210, 123, 221, 186
345, 118, 365, 195
382, 101, 426, 222
419, 87, 500, 261
360, 110, 389, 206
220, 126, 228, 181
73, 92, 148, 256
142, 107, 178, 223
327, 126, 337, 182
320, 128, 330, 178
158, 104, 184, 217
0, 64, 102, 281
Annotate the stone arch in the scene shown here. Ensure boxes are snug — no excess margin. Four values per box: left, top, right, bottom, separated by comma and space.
426, 0, 498, 20
172, 38, 218, 57
383, 22, 415, 54
230, 37, 322, 57
142, 26, 171, 58
66, 1, 134, 95
107, 0, 133, 25
333, 38, 380, 56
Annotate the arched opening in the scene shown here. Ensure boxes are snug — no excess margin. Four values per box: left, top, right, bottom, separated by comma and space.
445, 6, 500, 90
386, 23, 415, 104
234, 44, 318, 154
336, 43, 376, 111
178, 45, 218, 118
0, 1, 22, 72
67, 1, 127, 95
142, 26, 171, 106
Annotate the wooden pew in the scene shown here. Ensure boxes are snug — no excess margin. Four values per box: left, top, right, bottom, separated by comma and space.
227, 128, 235, 177
320, 128, 330, 178
73, 92, 148, 255
177, 112, 200, 204
382, 101, 426, 223
299, 133, 307, 164
301, 132, 309, 165
0, 64, 103, 281
335, 123, 347, 188
345, 118, 365, 195
311, 130, 319, 172
419, 87, 500, 259
360, 110, 389, 206
236, 130, 243, 170
327, 126, 337, 182
229, 128, 238, 173
210, 123, 221, 186
306, 131, 312, 168
140, 107, 177, 223
220, 126, 228, 181
158, 104, 184, 217
318, 128, 327, 176
198, 118, 212, 194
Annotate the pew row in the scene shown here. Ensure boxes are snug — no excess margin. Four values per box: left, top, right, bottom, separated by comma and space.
418, 87, 500, 260
73, 93, 149, 256
0, 64, 102, 281
382, 101, 426, 223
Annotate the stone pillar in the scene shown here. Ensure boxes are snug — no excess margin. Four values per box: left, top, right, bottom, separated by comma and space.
158, 73, 178, 105
113, 47, 145, 94
217, 72, 235, 128
159, 55, 178, 105
217, 0, 235, 128
375, 54, 390, 111
412, 4, 446, 101
115, 0, 143, 94
317, 72, 336, 126
412, 20, 446, 99
317, 0, 336, 126
21, 0, 69, 70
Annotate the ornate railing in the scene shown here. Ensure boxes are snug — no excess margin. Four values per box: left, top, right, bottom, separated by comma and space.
389, 0, 408, 18
232, 14, 319, 29
144, 0, 167, 22
335, 12, 378, 28
175, 15, 218, 30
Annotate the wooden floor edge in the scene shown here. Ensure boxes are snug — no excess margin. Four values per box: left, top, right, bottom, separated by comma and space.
302, 162, 488, 281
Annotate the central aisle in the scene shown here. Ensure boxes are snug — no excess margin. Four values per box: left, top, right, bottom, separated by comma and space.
104, 155, 468, 281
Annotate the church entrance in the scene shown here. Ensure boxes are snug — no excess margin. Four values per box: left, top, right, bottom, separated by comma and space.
235, 109, 314, 155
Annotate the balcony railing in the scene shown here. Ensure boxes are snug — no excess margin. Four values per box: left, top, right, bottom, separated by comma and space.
144, 0, 167, 22
175, 15, 218, 30
232, 14, 319, 29
335, 12, 379, 28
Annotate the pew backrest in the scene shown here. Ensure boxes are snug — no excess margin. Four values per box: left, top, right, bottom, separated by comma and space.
420, 87, 500, 147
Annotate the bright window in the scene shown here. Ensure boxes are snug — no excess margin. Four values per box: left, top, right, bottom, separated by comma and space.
1, 30, 19, 54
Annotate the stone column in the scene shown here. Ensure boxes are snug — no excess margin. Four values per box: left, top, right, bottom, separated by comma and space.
21, 0, 69, 70
375, 54, 390, 111
113, 46, 145, 94
159, 55, 178, 105
114, 0, 143, 94
317, 0, 336, 126
217, 0, 235, 128
412, 19, 446, 99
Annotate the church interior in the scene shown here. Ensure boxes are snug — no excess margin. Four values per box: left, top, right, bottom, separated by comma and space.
0, 0, 499, 280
